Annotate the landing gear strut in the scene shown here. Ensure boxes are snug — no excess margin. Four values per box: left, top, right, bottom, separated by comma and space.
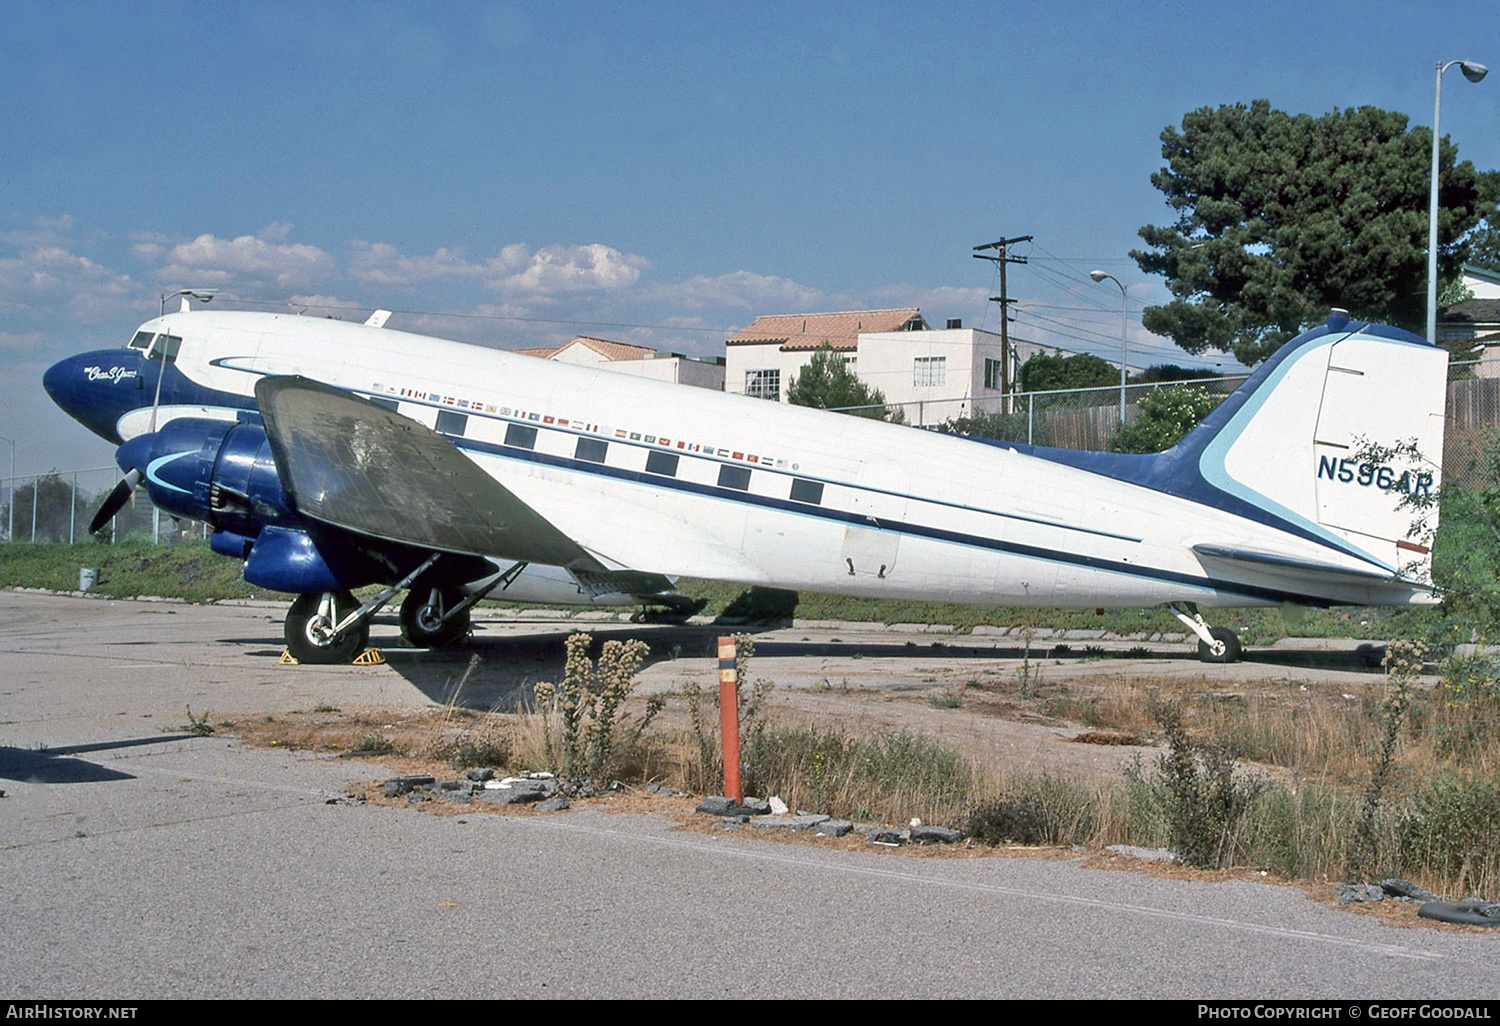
282, 552, 445, 664
398, 560, 530, 649
1169, 603, 1242, 664
400, 586, 470, 648
284, 590, 370, 665
281, 558, 531, 663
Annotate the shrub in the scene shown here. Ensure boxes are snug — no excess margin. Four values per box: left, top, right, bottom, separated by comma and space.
532, 632, 654, 786
1138, 701, 1268, 868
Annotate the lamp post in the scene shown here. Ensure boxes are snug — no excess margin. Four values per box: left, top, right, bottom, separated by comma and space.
151, 289, 215, 431
1090, 270, 1129, 424
0, 434, 13, 541
1427, 58, 1487, 344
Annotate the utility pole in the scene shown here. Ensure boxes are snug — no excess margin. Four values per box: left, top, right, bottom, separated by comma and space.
974, 236, 1032, 413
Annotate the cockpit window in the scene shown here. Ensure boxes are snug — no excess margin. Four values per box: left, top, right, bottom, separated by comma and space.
128, 331, 154, 350
146, 334, 183, 363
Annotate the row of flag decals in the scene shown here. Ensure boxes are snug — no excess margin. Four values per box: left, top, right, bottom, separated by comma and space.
370, 381, 800, 470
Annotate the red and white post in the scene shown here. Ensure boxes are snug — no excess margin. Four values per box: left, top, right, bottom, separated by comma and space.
717, 635, 743, 803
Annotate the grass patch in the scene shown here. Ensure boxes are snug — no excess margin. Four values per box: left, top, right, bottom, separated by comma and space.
0, 539, 258, 603
742, 725, 978, 828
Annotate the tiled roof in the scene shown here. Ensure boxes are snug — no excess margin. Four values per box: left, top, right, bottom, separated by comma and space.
727, 308, 926, 351
1441, 299, 1500, 325
514, 336, 658, 362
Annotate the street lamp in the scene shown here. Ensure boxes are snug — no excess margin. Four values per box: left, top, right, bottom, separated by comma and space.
160, 289, 216, 316
1090, 270, 1129, 424
1427, 58, 1487, 344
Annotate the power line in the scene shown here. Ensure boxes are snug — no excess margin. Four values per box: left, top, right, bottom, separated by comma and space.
215, 296, 743, 336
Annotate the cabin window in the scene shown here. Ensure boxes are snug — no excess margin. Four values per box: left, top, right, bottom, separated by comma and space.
913, 356, 945, 387
435, 410, 467, 436
368, 396, 400, 413
575, 438, 609, 464
645, 451, 679, 477
505, 424, 538, 450
789, 478, 823, 505
718, 464, 751, 491
744, 369, 780, 401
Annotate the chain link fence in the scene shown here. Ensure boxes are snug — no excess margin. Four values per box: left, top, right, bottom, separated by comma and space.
1, 466, 207, 544
875, 374, 1249, 446
8, 358, 1500, 545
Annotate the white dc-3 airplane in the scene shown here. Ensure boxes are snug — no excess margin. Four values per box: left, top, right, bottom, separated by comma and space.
43, 300, 1445, 664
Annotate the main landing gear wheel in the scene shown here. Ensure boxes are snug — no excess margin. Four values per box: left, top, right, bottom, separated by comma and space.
400, 586, 470, 648
285, 590, 370, 665
1197, 626, 1242, 664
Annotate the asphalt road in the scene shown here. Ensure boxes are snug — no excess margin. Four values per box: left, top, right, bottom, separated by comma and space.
1, 592, 1494, 1000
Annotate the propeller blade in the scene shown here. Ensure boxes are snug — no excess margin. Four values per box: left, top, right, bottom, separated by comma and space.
89, 469, 141, 534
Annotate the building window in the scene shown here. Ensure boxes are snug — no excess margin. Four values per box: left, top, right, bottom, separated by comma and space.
983, 357, 1004, 391
789, 478, 824, 505
914, 356, 946, 387
645, 451, 679, 477
435, 410, 467, 435
505, 424, 538, 450
745, 369, 780, 400
575, 438, 609, 464
718, 464, 752, 491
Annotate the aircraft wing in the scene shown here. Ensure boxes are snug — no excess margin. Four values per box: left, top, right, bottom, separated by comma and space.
256, 376, 605, 571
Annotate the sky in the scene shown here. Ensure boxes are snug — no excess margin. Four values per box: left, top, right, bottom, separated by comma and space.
3, 0, 1499, 477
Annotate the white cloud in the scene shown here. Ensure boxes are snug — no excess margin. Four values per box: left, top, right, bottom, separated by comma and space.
348, 241, 492, 287
152, 228, 336, 288
2, 215, 77, 249
349, 240, 649, 296
0, 330, 46, 352
490, 243, 648, 295
642, 269, 824, 311
862, 283, 992, 314
0, 244, 135, 323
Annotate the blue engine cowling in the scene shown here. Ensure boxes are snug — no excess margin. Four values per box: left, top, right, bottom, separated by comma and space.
116, 417, 370, 594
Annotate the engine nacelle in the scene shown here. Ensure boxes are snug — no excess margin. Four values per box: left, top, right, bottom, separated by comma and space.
116, 417, 377, 594
118, 417, 293, 535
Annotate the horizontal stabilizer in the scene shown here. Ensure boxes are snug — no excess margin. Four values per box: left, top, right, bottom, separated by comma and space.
256, 376, 602, 570
1191, 543, 1425, 589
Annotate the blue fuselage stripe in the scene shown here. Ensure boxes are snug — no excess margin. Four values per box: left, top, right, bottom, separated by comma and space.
450, 436, 1330, 606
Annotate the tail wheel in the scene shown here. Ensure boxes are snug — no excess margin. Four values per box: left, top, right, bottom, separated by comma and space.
285, 591, 370, 665
400, 586, 471, 648
1197, 626, 1242, 664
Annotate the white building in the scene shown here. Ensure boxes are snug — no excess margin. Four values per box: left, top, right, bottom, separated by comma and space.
515, 335, 725, 390
723, 308, 1052, 425
1435, 267, 1500, 377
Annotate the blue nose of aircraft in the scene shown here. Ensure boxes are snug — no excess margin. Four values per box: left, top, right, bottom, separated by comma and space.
43, 350, 147, 445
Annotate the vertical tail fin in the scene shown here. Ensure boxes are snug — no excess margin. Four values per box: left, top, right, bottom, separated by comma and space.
1180, 313, 1446, 582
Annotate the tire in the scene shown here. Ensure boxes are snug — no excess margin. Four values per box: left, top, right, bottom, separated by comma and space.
400, 587, 470, 648
285, 591, 369, 665
1197, 626, 1242, 664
